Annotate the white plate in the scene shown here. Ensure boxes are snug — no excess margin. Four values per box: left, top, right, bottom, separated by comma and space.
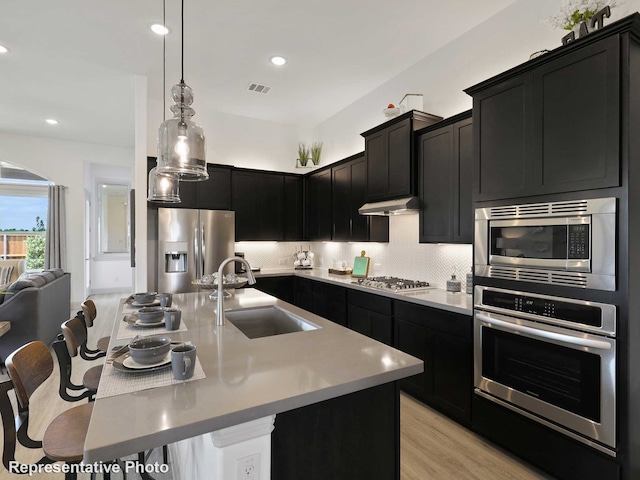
129, 300, 161, 308
123, 353, 171, 370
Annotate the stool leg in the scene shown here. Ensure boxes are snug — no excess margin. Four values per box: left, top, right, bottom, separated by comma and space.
163, 445, 168, 464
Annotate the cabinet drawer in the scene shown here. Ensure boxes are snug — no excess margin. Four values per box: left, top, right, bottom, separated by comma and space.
348, 289, 392, 315
394, 300, 471, 340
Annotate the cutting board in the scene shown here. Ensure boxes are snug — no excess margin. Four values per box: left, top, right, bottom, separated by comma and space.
352, 251, 370, 278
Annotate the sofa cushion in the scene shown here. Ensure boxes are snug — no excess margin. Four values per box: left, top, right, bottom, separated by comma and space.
44, 268, 64, 278
0, 266, 13, 285
7, 279, 38, 293
39, 272, 56, 283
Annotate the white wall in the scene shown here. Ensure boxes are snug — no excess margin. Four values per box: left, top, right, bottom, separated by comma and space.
0, 132, 133, 306
311, 0, 639, 165
146, 98, 300, 173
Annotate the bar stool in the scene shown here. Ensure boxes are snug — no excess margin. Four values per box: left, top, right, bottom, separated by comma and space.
60, 316, 103, 398
2, 341, 101, 480
79, 299, 109, 360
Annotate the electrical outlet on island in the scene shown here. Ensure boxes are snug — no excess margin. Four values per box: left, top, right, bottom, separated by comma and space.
236, 452, 261, 480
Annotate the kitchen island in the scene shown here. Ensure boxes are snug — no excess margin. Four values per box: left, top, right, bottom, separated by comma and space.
83, 289, 423, 479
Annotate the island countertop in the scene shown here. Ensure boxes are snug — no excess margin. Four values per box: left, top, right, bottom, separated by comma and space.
83, 289, 423, 463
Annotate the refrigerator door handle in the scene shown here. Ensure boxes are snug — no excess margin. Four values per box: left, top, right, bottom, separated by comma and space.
194, 225, 200, 279
200, 221, 206, 276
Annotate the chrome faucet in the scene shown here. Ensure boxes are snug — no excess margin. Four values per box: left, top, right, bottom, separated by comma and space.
215, 256, 256, 326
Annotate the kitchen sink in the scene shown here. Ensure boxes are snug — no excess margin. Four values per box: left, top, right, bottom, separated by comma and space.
226, 306, 320, 339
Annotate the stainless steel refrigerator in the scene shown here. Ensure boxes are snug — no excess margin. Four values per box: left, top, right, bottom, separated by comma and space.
156, 208, 235, 293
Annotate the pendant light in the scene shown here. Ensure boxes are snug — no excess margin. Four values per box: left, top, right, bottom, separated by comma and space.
148, 0, 181, 203
156, 0, 208, 181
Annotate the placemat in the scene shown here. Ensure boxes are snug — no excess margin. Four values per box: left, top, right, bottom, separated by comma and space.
116, 314, 189, 340
96, 355, 206, 399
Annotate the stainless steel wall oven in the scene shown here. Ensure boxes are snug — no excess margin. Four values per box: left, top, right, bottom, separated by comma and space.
474, 286, 617, 456
475, 197, 616, 290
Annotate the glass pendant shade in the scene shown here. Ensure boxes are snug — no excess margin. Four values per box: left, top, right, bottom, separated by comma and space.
147, 166, 181, 203
156, 82, 208, 181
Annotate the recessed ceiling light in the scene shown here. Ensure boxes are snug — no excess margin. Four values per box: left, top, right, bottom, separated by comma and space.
0, 45, 8, 54
45, 119, 58, 125
150, 24, 169, 35
270, 56, 286, 66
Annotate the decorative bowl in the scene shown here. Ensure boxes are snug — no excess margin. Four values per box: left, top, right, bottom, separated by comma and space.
133, 292, 157, 304
128, 336, 171, 365
136, 306, 165, 323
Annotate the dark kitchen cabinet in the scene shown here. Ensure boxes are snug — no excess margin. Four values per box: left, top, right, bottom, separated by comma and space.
466, 35, 620, 201
294, 276, 314, 312
362, 110, 442, 202
147, 158, 232, 210
306, 168, 332, 241
254, 275, 294, 304
232, 170, 284, 241
312, 281, 347, 326
283, 175, 304, 241
394, 300, 472, 425
418, 111, 473, 244
332, 153, 389, 242
347, 289, 393, 345
195, 164, 232, 210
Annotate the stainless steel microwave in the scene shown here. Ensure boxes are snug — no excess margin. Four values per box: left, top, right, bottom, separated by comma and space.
474, 198, 616, 291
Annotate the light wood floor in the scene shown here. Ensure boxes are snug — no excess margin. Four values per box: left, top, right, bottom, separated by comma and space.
0, 293, 554, 479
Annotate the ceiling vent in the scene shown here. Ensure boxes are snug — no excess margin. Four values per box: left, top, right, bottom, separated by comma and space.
247, 82, 271, 94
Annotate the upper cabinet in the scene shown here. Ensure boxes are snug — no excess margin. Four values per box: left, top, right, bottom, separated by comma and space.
305, 168, 332, 241
418, 111, 473, 244
362, 110, 443, 202
332, 153, 388, 242
146, 157, 232, 210
466, 35, 621, 201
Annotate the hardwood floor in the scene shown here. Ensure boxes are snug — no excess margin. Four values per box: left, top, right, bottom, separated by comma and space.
1, 293, 554, 479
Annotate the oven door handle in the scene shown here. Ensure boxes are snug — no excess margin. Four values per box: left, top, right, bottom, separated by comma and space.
475, 313, 613, 350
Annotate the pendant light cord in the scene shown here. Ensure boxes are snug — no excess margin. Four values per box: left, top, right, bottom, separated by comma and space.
180, 0, 184, 83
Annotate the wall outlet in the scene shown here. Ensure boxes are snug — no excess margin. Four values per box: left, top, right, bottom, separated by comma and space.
237, 452, 261, 480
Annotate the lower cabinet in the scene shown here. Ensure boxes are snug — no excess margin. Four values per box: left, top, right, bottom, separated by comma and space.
293, 277, 347, 326
394, 300, 473, 425
347, 290, 393, 346
254, 276, 294, 304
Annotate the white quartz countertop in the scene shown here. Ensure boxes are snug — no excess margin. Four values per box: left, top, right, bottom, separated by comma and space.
83, 289, 423, 462
255, 268, 473, 316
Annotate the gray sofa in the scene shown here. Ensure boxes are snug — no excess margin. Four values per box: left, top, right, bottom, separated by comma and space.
0, 269, 71, 362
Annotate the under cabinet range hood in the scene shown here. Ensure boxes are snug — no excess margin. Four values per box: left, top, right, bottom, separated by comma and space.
358, 196, 420, 216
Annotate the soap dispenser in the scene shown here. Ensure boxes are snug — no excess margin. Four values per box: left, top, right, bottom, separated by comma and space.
447, 273, 461, 293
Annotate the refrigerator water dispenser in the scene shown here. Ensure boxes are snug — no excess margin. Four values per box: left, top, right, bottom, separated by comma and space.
165, 241, 188, 273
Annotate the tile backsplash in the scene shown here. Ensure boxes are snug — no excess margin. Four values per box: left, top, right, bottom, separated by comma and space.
236, 215, 472, 289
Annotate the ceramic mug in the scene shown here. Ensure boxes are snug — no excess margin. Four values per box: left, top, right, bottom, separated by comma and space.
158, 293, 173, 308
171, 344, 196, 380
164, 308, 181, 330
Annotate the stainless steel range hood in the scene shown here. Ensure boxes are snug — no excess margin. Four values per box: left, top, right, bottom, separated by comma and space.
358, 196, 420, 216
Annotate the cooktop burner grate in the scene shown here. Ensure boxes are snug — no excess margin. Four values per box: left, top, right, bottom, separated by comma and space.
352, 276, 434, 292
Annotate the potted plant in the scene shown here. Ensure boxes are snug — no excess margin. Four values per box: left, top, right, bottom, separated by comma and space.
311, 142, 323, 166
546, 0, 616, 32
297, 142, 310, 167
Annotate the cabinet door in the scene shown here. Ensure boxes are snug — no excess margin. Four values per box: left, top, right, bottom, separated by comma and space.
432, 331, 472, 423
453, 118, 473, 243
283, 176, 303, 241
312, 282, 346, 326
254, 276, 294, 304
419, 125, 454, 243
386, 118, 413, 198
294, 277, 313, 312
231, 171, 256, 241
533, 36, 620, 194
474, 73, 534, 201
332, 163, 351, 241
395, 318, 433, 400
306, 169, 332, 241
195, 165, 231, 210
365, 130, 387, 201
255, 173, 284, 241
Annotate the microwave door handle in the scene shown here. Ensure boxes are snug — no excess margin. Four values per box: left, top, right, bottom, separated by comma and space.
475, 313, 612, 350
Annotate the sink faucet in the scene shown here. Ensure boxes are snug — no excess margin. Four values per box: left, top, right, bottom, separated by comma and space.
215, 256, 256, 326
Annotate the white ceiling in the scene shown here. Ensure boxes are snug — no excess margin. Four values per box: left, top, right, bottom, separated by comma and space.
0, 0, 515, 148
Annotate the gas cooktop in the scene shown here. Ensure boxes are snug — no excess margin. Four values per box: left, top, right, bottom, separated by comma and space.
351, 276, 435, 293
